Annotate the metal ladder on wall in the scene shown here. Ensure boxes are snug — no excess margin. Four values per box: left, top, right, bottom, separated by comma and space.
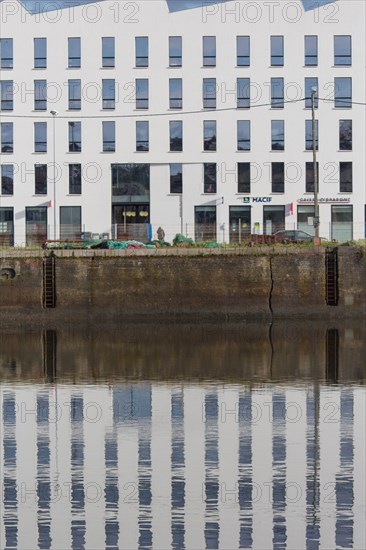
325, 247, 339, 306
43, 254, 56, 308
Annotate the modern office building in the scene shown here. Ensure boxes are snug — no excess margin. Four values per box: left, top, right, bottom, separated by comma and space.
0, 0, 365, 245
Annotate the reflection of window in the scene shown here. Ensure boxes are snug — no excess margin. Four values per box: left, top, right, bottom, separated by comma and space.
237, 78, 250, 108
169, 36, 182, 67
102, 79, 115, 110
170, 121, 183, 152
271, 120, 284, 151
34, 122, 47, 153
136, 37, 148, 67
203, 120, 216, 151
339, 120, 352, 150
1, 165, 13, 195
203, 78, 216, 109
169, 79, 182, 109
68, 121, 81, 152
340, 162, 352, 193
334, 36, 351, 66
203, 36, 216, 66
0, 80, 13, 110
136, 121, 149, 151
305, 36, 317, 66
238, 163, 250, 193
305, 162, 319, 193
111, 163, 150, 198
334, 78, 352, 108
237, 36, 250, 66
102, 121, 115, 152
34, 80, 47, 110
272, 162, 284, 193
271, 78, 284, 108
136, 79, 148, 109
69, 164, 82, 194
35, 164, 47, 195
68, 79, 81, 110
237, 120, 250, 151
68, 37, 81, 68
1, 122, 13, 153
305, 77, 318, 108
34, 38, 46, 68
305, 120, 318, 150
204, 163, 216, 194
170, 163, 182, 193
271, 36, 284, 66
0, 38, 13, 69
102, 37, 115, 67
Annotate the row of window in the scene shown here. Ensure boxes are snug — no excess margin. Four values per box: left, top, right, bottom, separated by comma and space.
0, 35, 353, 69
0, 119, 353, 154
0, 161, 354, 196
0, 77, 353, 111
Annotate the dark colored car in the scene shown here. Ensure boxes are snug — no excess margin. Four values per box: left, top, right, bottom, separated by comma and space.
273, 230, 314, 243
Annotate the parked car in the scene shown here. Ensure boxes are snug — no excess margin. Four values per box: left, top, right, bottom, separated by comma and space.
273, 230, 314, 243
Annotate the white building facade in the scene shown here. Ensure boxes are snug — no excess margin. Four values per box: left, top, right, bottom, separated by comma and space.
0, 0, 365, 246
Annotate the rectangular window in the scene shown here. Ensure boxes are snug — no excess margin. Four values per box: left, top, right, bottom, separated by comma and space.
102, 121, 115, 152
68, 121, 81, 152
305, 119, 318, 150
0, 207, 14, 246
203, 78, 216, 109
102, 37, 115, 67
136, 121, 149, 151
170, 120, 183, 152
60, 206, 82, 241
331, 205, 353, 241
271, 120, 284, 151
305, 162, 319, 193
68, 37, 81, 68
35, 164, 47, 195
195, 205, 216, 242
102, 79, 115, 109
169, 36, 182, 67
238, 163, 250, 194
34, 122, 47, 153
305, 77, 318, 108
271, 78, 284, 108
237, 36, 250, 67
339, 120, 352, 150
203, 36, 216, 66
340, 162, 352, 192
203, 120, 216, 151
237, 120, 250, 151
169, 78, 182, 109
0, 38, 13, 69
272, 162, 284, 193
1, 122, 13, 153
34, 38, 47, 68
335, 77, 352, 108
34, 79, 47, 110
1, 165, 13, 195
237, 78, 250, 108
305, 36, 318, 66
204, 163, 216, 194
68, 79, 81, 110
334, 35, 351, 66
136, 37, 148, 67
26, 207, 47, 245
170, 163, 182, 193
1, 80, 13, 110
69, 164, 82, 194
271, 36, 284, 66
136, 79, 148, 109
111, 164, 150, 200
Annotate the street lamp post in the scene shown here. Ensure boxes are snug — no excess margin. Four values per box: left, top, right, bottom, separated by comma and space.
311, 88, 320, 243
50, 110, 58, 240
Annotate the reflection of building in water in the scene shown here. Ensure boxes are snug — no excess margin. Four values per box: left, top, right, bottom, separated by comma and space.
0, 383, 365, 549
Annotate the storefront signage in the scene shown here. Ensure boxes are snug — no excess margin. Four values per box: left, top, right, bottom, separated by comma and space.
240, 197, 273, 203
298, 197, 351, 204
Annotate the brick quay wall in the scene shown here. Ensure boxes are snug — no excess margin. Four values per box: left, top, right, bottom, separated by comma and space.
0, 247, 365, 325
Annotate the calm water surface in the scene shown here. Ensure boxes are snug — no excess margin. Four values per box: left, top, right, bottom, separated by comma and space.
0, 322, 365, 550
